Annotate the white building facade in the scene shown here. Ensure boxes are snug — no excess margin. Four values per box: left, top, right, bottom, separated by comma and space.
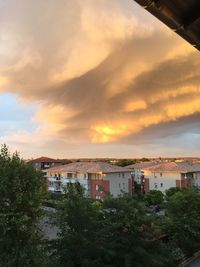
142, 162, 200, 193
46, 162, 133, 199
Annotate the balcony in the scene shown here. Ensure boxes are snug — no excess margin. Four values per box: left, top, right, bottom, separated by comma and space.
48, 177, 61, 182
48, 185, 62, 192
61, 178, 76, 185
55, 186, 62, 192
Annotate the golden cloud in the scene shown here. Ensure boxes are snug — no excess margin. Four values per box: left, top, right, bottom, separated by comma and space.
1, 0, 200, 151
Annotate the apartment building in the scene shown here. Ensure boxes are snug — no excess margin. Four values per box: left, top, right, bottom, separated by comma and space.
142, 162, 200, 193
46, 162, 133, 199
29, 156, 63, 170
128, 161, 160, 184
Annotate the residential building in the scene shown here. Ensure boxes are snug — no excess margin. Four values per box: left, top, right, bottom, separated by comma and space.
141, 162, 200, 193
29, 156, 63, 170
128, 161, 160, 184
46, 162, 133, 199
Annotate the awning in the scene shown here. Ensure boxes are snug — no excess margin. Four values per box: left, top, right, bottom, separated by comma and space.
134, 0, 200, 51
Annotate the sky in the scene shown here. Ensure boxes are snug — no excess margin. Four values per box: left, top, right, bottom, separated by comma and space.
0, 0, 200, 158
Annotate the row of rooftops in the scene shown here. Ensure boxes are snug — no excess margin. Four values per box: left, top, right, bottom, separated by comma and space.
128, 161, 200, 173
29, 157, 200, 174
46, 161, 132, 174
29, 157, 132, 173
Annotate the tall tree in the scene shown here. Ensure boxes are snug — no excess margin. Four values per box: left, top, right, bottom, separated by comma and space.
0, 145, 47, 267
144, 190, 164, 206
99, 195, 174, 267
52, 184, 176, 267
165, 188, 200, 257
51, 183, 103, 267
115, 159, 136, 167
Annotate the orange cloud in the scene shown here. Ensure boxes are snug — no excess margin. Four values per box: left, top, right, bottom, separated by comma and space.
1, 0, 200, 154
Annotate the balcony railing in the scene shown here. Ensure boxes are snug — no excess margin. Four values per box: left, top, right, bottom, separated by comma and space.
48, 186, 62, 191
55, 186, 62, 192
48, 177, 61, 182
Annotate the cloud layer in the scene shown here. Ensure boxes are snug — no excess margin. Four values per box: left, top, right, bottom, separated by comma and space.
0, 0, 200, 157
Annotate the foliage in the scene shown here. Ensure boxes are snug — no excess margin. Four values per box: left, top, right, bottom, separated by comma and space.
115, 159, 136, 167
99, 195, 175, 267
165, 187, 185, 199
51, 183, 176, 267
134, 181, 142, 196
144, 190, 164, 206
139, 158, 150, 162
0, 144, 47, 267
50, 182, 102, 267
165, 188, 200, 257
3, 143, 200, 266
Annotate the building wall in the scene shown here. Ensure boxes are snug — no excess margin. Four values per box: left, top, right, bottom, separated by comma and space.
34, 162, 42, 170
103, 172, 132, 197
134, 169, 144, 184
128, 178, 133, 195
193, 172, 200, 186
144, 178, 150, 192
46, 170, 132, 198
143, 170, 181, 193
34, 161, 61, 170
90, 179, 110, 199
46, 170, 89, 194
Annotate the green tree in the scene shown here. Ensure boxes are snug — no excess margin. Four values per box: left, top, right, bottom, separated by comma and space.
165, 187, 185, 199
165, 189, 200, 257
99, 195, 175, 267
51, 182, 103, 267
144, 190, 164, 206
0, 145, 47, 267
139, 158, 150, 162
115, 159, 136, 167
134, 181, 142, 196
52, 185, 176, 267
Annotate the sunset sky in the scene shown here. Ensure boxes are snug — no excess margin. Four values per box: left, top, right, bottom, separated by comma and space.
0, 0, 200, 158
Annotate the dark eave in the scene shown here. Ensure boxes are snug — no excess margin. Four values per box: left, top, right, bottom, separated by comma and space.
134, 0, 200, 51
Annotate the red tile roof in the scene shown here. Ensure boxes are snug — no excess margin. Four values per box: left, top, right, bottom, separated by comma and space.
46, 162, 132, 174
127, 161, 160, 170
143, 162, 200, 173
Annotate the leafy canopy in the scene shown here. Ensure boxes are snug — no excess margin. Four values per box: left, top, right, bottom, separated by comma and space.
51, 183, 175, 267
0, 144, 47, 267
144, 190, 164, 206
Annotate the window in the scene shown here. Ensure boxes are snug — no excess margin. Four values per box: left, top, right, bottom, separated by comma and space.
119, 183, 121, 188
56, 174, 61, 180
154, 183, 158, 189
84, 174, 87, 179
67, 173, 72, 178
122, 173, 125, 178
118, 173, 121, 177
96, 184, 103, 192
160, 173, 162, 177
160, 183, 163, 188
95, 195, 101, 200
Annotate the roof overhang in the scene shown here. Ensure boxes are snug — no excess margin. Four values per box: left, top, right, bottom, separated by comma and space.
134, 0, 200, 51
